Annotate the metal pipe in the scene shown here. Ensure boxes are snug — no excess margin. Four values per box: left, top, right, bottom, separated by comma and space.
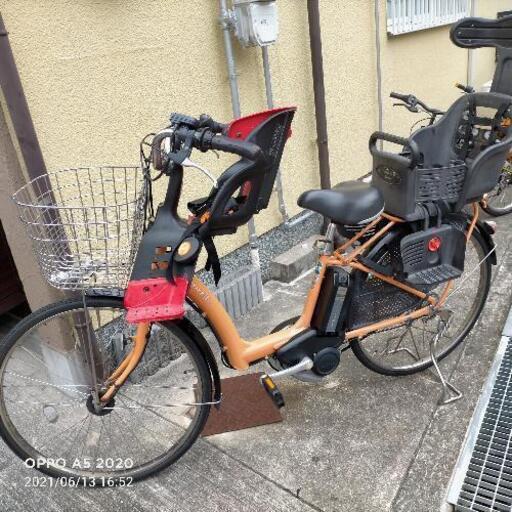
219, 0, 260, 268
261, 45, 289, 224
261, 46, 274, 108
374, 0, 384, 148
307, 0, 331, 191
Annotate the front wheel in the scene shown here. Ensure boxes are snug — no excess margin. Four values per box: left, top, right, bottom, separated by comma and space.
350, 229, 491, 376
0, 296, 212, 484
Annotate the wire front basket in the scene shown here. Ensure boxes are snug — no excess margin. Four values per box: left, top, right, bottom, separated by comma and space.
12, 166, 146, 291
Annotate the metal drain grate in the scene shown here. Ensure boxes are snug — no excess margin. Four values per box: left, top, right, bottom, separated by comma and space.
447, 333, 512, 511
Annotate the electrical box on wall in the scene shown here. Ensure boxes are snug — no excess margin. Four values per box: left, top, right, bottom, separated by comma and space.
232, 0, 278, 47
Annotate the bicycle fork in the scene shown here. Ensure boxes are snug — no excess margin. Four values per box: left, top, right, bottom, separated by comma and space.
78, 291, 150, 409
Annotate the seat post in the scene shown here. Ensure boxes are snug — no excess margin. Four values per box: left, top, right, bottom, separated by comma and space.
321, 222, 336, 255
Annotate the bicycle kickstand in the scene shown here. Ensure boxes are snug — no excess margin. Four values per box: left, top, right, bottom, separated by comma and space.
429, 310, 462, 406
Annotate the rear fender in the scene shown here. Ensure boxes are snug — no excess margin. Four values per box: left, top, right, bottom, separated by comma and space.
474, 218, 497, 265
446, 212, 497, 265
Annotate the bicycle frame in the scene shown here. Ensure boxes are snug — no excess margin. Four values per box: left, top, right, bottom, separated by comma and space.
99, 204, 480, 398
100, 108, 485, 402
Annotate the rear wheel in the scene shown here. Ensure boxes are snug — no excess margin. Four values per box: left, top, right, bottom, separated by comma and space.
0, 296, 211, 484
481, 163, 512, 216
350, 229, 491, 376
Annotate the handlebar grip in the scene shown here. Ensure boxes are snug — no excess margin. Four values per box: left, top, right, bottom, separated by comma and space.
173, 126, 264, 162
455, 82, 475, 94
369, 131, 420, 169
208, 134, 264, 162
169, 112, 200, 128
198, 114, 227, 134
390, 92, 411, 102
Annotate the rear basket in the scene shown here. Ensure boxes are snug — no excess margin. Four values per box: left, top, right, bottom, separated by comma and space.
349, 273, 425, 330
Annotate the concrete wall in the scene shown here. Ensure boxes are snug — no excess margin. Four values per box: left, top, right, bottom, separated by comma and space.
0, 96, 60, 311
0, 0, 506, 298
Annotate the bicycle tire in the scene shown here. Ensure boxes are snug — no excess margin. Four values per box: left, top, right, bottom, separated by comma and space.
350, 229, 491, 376
0, 296, 212, 484
481, 166, 512, 216
481, 202, 512, 216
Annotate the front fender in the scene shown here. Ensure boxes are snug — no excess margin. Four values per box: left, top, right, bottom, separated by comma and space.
170, 317, 222, 408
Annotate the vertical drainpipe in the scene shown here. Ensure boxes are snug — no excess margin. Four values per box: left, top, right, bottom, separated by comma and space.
219, 0, 260, 269
307, 0, 331, 192
374, 0, 384, 145
261, 46, 289, 224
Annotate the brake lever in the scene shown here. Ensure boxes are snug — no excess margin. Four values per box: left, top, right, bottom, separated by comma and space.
168, 131, 194, 166
181, 157, 218, 188
393, 103, 419, 113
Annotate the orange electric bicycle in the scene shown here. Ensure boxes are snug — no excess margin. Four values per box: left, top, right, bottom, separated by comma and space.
1, 93, 512, 484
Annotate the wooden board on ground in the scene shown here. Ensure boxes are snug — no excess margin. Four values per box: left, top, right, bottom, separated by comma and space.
201, 372, 282, 437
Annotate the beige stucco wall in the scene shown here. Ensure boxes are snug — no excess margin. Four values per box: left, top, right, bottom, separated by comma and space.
0, 0, 318, 262
0, 0, 505, 275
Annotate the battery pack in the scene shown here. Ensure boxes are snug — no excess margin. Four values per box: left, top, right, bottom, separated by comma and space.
311, 267, 350, 336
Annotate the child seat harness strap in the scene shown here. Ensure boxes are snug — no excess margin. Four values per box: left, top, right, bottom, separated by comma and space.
168, 219, 222, 286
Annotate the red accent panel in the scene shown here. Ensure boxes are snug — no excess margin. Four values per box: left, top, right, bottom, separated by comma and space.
226, 106, 297, 140
124, 277, 188, 324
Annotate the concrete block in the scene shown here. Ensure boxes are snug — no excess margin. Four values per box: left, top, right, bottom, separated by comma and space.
270, 235, 318, 283
187, 265, 263, 327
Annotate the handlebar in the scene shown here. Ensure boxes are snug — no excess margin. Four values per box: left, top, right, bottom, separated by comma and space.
390, 91, 412, 104
455, 82, 475, 94
197, 114, 227, 134
169, 112, 227, 134
173, 126, 265, 163
390, 92, 444, 116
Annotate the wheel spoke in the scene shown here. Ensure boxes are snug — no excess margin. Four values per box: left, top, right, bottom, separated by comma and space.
352, 230, 488, 374
0, 298, 209, 481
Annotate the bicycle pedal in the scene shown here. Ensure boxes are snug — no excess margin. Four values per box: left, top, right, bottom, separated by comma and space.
260, 374, 285, 409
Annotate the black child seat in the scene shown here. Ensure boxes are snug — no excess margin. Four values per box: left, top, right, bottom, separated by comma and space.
367, 92, 512, 286
298, 181, 384, 225
186, 107, 296, 283
371, 92, 512, 220
130, 108, 296, 289
189, 108, 296, 236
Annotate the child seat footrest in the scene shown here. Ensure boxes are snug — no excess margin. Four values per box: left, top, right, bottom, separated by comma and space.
400, 224, 466, 286
124, 277, 188, 324
405, 265, 462, 286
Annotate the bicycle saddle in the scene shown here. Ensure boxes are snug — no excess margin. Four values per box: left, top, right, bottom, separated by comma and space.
298, 181, 384, 225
